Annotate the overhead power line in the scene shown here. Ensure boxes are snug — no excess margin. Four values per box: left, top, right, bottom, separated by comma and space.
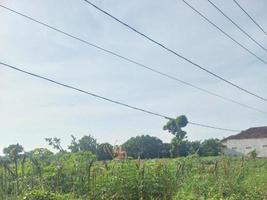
0, 61, 241, 132
188, 121, 239, 132
232, 0, 267, 35
182, 0, 267, 65
207, 0, 267, 53
0, 5, 264, 114
83, 0, 267, 103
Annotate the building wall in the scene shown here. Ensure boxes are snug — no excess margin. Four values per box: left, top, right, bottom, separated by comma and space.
222, 138, 267, 157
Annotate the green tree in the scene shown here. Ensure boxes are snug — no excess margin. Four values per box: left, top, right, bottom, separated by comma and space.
3, 143, 24, 194
164, 116, 188, 157
170, 138, 188, 157
45, 137, 64, 152
3, 144, 24, 174
97, 143, 113, 160
68, 135, 97, 155
122, 135, 163, 159
68, 135, 79, 153
199, 138, 222, 156
29, 148, 53, 164
160, 143, 171, 158
163, 115, 188, 141
188, 141, 200, 155
170, 139, 200, 157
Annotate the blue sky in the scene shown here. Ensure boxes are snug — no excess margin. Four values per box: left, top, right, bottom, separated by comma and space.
0, 0, 266, 152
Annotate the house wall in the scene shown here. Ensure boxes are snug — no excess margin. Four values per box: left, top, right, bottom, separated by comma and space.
222, 138, 267, 157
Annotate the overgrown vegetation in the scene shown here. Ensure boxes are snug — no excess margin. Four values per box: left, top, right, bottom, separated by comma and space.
0, 116, 266, 199
0, 149, 266, 199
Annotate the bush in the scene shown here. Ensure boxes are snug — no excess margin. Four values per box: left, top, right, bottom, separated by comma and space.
248, 149, 257, 158
22, 190, 62, 200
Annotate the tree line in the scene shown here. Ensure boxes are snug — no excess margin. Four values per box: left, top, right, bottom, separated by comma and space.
1, 116, 222, 162
0, 116, 225, 198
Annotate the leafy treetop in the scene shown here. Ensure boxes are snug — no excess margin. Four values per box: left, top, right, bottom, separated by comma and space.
163, 115, 188, 141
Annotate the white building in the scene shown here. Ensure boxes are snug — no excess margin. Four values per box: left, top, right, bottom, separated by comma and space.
222, 126, 267, 157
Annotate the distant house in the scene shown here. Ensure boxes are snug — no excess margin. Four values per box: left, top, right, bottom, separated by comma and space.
222, 126, 267, 157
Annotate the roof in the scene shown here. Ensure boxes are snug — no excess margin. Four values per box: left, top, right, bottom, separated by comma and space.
222, 126, 267, 141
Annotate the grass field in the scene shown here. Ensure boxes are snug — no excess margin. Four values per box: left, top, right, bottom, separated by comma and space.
1, 156, 267, 200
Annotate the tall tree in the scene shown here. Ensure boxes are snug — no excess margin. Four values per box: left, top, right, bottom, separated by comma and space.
45, 137, 64, 152
97, 143, 113, 160
170, 139, 200, 157
199, 139, 222, 156
3, 143, 24, 194
68, 135, 98, 155
3, 144, 24, 176
68, 135, 79, 153
164, 115, 188, 157
122, 135, 163, 159
160, 143, 171, 158
163, 115, 188, 141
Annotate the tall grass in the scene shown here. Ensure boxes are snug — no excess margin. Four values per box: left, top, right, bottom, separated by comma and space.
0, 156, 266, 200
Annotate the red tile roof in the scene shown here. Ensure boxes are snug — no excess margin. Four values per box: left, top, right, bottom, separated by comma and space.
222, 126, 267, 141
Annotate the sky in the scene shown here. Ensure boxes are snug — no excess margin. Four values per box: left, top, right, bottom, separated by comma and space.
0, 0, 267, 152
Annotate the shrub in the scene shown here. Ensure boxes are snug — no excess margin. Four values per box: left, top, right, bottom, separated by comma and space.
21, 190, 62, 200
248, 149, 257, 159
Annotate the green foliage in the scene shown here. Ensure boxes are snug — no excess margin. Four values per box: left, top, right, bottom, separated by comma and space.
97, 143, 113, 160
170, 139, 200, 157
1, 135, 266, 200
29, 148, 53, 161
68, 135, 79, 153
163, 115, 188, 141
45, 138, 64, 152
21, 190, 60, 200
122, 135, 163, 159
3, 143, 24, 159
199, 139, 222, 156
160, 143, 172, 158
248, 149, 257, 159
1, 155, 266, 200
21, 190, 75, 200
68, 135, 97, 154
